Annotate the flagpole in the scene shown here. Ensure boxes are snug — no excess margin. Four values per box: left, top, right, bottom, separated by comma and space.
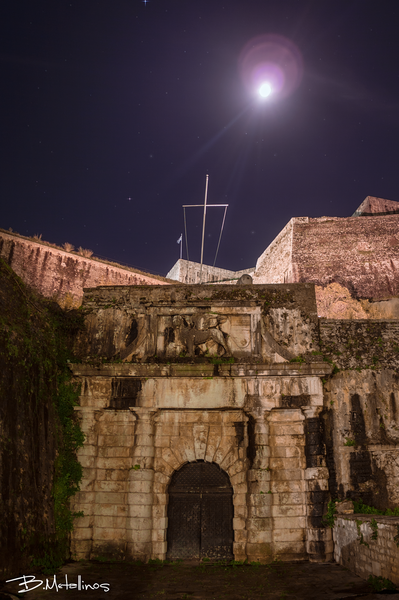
199, 174, 209, 284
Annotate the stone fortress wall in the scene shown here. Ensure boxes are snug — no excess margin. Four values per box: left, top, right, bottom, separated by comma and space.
166, 258, 254, 284
69, 284, 399, 568
0, 230, 169, 308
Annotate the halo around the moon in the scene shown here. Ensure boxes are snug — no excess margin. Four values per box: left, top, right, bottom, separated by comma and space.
238, 34, 303, 99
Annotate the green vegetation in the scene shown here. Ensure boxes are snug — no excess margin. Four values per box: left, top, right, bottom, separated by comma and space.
0, 258, 85, 573
344, 438, 357, 447
322, 500, 338, 528
368, 575, 397, 592
370, 518, 378, 540
353, 500, 399, 516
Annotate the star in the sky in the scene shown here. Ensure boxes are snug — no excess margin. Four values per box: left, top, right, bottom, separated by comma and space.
142, 0, 148, 5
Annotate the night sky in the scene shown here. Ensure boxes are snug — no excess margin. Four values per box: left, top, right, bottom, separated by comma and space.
1, 1, 399, 277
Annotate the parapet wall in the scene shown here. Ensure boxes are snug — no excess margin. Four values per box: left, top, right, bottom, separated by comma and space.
0, 231, 169, 308
254, 214, 399, 301
292, 215, 399, 300
333, 515, 399, 586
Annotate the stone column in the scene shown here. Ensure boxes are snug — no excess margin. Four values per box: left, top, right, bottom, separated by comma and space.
126, 408, 157, 561
246, 410, 273, 563
268, 408, 307, 561
303, 406, 333, 562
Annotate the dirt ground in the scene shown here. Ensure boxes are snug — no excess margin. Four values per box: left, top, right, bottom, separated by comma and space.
2, 560, 399, 600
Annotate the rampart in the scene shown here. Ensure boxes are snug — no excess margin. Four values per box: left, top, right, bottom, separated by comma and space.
254, 214, 399, 301
0, 231, 170, 308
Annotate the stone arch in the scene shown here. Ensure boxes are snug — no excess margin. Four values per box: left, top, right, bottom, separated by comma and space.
151, 410, 249, 561
166, 461, 234, 560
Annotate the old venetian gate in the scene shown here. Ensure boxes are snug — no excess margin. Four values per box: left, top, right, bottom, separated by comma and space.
71, 283, 334, 563
166, 461, 234, 560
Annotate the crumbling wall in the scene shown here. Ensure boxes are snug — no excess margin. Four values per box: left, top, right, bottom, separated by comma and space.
0, 231, 169, 308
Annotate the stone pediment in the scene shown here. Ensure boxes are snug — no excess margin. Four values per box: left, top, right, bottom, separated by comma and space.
75, 283, 319, 364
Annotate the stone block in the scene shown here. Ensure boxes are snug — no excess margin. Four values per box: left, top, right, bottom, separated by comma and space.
78, 455, 96, 468
228, 460, 246, 478
96, 457, 131, 470
286, 446, 303, 458
249, 493, 273, 507
127, 541, 152, 559
230, 471, 247, 485
273, 528, 306, 542
269, 457, 305, 470
154, 436, 171, 448
98, 434, 134, 446
74, 503, 94, 516
306, 478, 329, 491
269, 447, 287, 458
232, 493, 248, 506
94, 480, 127, 493
246, 542, 273, 557
127, 529, 152, 543
272, 516, 306, 529
153, 517, 168, 530
272, 469, 304, 481
270, 435, 305, 447
271, 505, 306, 517
269, 423, 304, 436
126, 517, 152, 530
233, 517, 246, 530
268, 409, 303, 422
127, 492, 153, 506
75, 491, 95, 504
151, 529, 166, 542
234, 529, 248, 543
129, 480, 153, 494
273, 541, 306, 555
231, 482, 247, 495
94, 515, 126, 529
233, 542, 247, 556
73, 527, 93, 540
94, 504, 128, 517
248, 505, 273, 518
233, 504, 248, 519
95, 491, 126, 505
247, 530, 273, 544
129, 469, 155, 482
247, 469, 271, 482
70, 539, 92, 556
129, 504, 152, 519
154, 458, 175, 477
154, 493, 168, 505
271, 480, 306, 493
162, 447, 183, 470
133, 446, 155, 458
80, 479, 95, 492
276, 491, 305, 505
152, 541, 168, 556
78, 444, 97, 457
98, 446, 132, 458
304, 467, 329, 480
74, 516, 93, 528
152, 505, 167, 518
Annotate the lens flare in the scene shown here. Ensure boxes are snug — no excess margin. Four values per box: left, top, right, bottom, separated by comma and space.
259, 82, 272, 98
238, 34, 303, 99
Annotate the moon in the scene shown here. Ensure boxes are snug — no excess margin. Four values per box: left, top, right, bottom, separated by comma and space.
259, 82, 272, 98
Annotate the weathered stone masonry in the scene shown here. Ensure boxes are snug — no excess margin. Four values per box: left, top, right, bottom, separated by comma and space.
69, 283, 399, 564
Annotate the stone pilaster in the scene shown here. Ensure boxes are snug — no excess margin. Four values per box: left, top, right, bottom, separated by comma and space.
268, 408, 307, 561
246, 410, 273, 562
303, 406, 333, 562
126, 408, 157, 561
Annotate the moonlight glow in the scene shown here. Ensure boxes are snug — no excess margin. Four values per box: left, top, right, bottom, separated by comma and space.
259, 82, 272, 98
238, 34, 303, 99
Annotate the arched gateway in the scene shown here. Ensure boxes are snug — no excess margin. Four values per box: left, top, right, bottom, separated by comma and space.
166, 461, 234, 560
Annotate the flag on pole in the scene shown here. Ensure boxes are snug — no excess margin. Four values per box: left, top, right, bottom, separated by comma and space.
177, 234, 182, 244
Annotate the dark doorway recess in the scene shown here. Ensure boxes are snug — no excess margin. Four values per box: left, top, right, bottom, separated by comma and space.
166, 461, 234, 561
